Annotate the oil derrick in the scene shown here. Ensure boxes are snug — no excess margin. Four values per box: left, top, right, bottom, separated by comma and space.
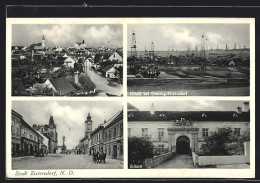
225, 43, 228, 51
131, 31, 137, 57
145, 45, 148, 58
200, 34, 206, 70
150, 42, 154, 58
171, 45, 173, 52
195, 46, 198, 52
234, 43, 236, 50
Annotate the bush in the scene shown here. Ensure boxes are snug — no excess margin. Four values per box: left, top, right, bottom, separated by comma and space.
128, 137, 154, 168
199, 128, 250, 156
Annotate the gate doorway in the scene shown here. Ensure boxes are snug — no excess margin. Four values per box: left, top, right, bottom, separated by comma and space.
176, 136, 190, 154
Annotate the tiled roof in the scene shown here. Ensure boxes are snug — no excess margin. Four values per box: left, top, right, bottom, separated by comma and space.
127, 103, 139, 110
128, 111, 250, 122
101, 65, 114, 73
49, 77, 76, 95
78, 75, 96, 91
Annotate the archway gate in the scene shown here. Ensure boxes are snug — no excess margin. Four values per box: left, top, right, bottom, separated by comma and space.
167, 128, 199, 153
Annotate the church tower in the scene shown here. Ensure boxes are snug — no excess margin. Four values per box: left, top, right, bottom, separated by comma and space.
85, 113, 93, 138
49, 116, 57, 141
42, 35, 45, 47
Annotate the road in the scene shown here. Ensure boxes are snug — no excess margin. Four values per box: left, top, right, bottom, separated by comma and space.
12, 154, 123, 169
85, 68, 123, 96
156, 154, 194, 169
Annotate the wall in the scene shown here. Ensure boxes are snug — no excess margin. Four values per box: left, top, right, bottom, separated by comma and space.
192, 141, 250, 167
143, 152, 176, 168
128, 121, 249, 152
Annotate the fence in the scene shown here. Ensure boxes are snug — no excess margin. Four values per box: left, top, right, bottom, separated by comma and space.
143, 152, 176, 168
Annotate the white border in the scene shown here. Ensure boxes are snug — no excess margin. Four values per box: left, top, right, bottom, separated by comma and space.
6, 18, 255, 178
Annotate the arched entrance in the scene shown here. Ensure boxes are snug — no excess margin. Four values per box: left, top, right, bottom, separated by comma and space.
176, 136, 190, 154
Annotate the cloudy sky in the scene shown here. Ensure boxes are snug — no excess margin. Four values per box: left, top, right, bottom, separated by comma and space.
12, 101, 123, 149
128, 100, 249, 111
128, 24, 250, 51
12, 24, 122, 48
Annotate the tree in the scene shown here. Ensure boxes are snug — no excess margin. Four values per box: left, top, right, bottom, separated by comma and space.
128, 137, 154, 167
200, 128, 250, 156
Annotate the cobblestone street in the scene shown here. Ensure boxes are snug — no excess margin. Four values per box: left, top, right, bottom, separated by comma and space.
12, 154, 123, 169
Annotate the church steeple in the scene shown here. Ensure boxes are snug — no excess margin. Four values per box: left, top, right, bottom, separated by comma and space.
42, 35, 45, 47
85, 113, 93, 137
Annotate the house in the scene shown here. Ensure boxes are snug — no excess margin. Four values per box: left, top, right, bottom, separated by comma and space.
102, 65, 116, 78
128, 102, 250, 155
109, 52, 123, 62
44, 77, 76, 96
90, 110, 123, 160
64, 56, 76, 68
229, 60, 236, 66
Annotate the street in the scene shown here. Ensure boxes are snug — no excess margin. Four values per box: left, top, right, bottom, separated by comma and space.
12, 154, 123, 169
85, 68, 123, 96
156, 154, 194, 169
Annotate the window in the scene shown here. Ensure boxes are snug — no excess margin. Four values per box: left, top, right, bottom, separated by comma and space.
109, 130, 111, 140
128, 128, 131, 137
158, 144, 164, 154
17, 126, 20, 135
202, 128, 209, 137
234, 128, 241, 136
120, 124, 123, 136
158, 128, 164, 142
87, 125, 90, 130
141, 128, 148, 137
114, 127, 117, 138
11, 119, 15, 133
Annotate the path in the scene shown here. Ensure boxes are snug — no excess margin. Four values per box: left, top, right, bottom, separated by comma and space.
156, 154, 194, 169
85, 68, 123, 96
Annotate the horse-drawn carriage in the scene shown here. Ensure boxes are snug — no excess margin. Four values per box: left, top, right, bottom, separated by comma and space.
93, 151, 106, 164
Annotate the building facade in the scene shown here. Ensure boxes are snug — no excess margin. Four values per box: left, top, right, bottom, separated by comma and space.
90, 110, 123, 160
33, 116, 58, 153
128, 102, 250, 155
12, 110, 43, 157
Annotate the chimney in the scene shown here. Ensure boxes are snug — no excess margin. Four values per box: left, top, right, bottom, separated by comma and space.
150, 103, 155, 115
243, 102, 249, 112
236, 106, 242, 114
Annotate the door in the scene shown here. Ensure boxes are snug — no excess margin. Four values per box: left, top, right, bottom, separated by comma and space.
176, 136, 190, 154
113, 145, 117, 159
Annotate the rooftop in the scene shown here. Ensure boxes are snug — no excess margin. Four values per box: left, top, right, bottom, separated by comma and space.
128, 111, 250, 122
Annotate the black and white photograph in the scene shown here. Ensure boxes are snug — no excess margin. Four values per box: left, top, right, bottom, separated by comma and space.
128, 101, 250, 169
11, 101, 123, 169
11, 24, 123, 97
127, 23, 251, 96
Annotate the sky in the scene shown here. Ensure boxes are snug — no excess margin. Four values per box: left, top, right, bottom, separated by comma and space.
128, 100, 249, 111
12, 101, 123, 149
128, 24, 250, 51
12, 24, 123, 48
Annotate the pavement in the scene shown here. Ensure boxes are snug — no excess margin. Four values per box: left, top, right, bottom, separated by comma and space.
85, 68, 123, 96
12, 154, 123, 169
156, 154, 194, 169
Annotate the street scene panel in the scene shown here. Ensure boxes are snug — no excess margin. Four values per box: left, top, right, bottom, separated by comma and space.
12, 24, 123, 96
11, 101, 123, 169
128, 101, 250, 169
127, 24, 250, 96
